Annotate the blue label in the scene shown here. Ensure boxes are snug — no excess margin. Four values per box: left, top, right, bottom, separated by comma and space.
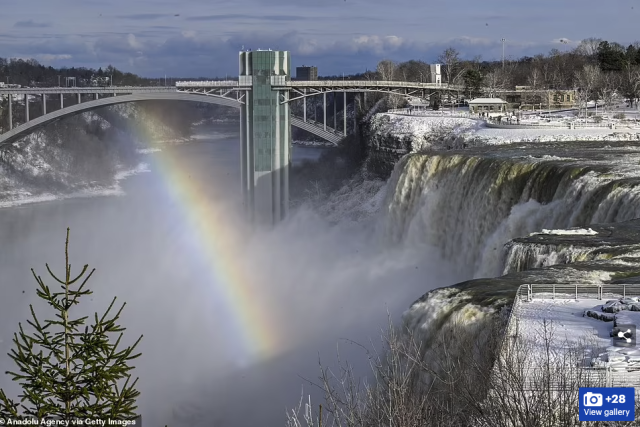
579, 388, 635, 421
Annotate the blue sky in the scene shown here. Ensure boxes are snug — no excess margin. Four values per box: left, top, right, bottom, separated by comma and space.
2, 0, 640, 78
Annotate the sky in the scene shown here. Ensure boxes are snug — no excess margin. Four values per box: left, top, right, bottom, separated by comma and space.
2, 0, 640, 78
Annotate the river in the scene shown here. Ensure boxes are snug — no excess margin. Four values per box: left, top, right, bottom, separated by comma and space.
0, 122, 457, 426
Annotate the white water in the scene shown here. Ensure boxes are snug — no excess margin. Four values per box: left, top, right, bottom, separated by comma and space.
380, 154, 640, 279
4, 122, 640, 426
0, 128, 463, 427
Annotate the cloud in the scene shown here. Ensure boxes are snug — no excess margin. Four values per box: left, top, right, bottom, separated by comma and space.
117, 14, 171, 20
0, 28, 581, 78
36, 54, 72, 61
185, 14, 308, 22
13, 20, 51, 28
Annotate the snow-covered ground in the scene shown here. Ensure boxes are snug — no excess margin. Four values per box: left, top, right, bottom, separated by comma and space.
531, 228, 598, 236
514, 296, 640, 386
292, 140, 335, 147
372, 109, 640, 148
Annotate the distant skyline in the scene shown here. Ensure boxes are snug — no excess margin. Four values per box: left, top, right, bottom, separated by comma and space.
2, 0, 640, 78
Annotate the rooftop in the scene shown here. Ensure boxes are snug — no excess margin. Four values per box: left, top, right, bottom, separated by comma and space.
468, 97, 507, 104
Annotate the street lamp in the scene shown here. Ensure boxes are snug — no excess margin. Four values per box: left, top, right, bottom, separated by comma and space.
501, 38, 506, 69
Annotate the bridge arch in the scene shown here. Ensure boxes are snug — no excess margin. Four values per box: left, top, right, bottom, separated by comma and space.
0, 92, 341, 147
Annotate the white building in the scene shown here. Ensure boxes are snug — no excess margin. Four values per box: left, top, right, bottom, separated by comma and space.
429, 64, 441, 85
467, 98, 508, 116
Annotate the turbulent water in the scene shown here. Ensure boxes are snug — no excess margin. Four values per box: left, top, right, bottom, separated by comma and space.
4, 113, 640, 426
384, 141, 640, 360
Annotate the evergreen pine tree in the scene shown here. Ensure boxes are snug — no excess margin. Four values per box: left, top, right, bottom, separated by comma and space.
0, 228, 143, 421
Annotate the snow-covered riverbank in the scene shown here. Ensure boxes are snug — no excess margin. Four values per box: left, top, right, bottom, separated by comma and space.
369, 112, 640, 151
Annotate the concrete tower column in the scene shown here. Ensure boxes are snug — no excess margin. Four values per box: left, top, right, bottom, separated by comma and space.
42, 94, 46, 115
239, 49, 291, 225
95, 93, 99, 100
77, 93, 81, 104
60, 94, 64, 109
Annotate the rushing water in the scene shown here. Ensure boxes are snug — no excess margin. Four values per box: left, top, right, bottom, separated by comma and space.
0, 122, 461, 426
6, 119, 640, 425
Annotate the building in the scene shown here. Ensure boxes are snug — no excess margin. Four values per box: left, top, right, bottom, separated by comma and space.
429, 64, 442, 85
467, 98, 508, 116
496, 88, 577, 110
238, 49, 291, 225
296, 66, 318, 81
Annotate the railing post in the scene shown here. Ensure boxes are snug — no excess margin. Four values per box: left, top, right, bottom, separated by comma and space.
343, 91, 347, 135
303, 89, 306, 122
333, 93, 336, 130
323, 92, 326, 131
623, 284, 626, 298
7, 94, 12, 130
527, 284, 532, 301
553, 284, 555, 299
575, 284, 578, 300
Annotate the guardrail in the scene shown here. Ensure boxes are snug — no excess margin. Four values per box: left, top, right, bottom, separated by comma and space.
285, 80, 461, 90
175, 80, 239, 87
496, 283, 640, 390
385, 108, 476, 119
519, 283, 640, 300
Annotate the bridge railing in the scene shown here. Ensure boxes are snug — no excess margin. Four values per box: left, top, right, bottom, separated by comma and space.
386, 108, 476, 119
175, 80, 239, 87
285, 80, 457, 89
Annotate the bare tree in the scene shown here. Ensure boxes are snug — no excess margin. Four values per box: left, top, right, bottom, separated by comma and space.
287, 313, 640, 427
574, 64, 602, 117
483, 70, 507, 97
620, 63, 640, 108
438, 47, 461, 87
376, 59, 397, 81
527, 68, 542, 88
575, 37, 604, 58
597, 72, 620, 113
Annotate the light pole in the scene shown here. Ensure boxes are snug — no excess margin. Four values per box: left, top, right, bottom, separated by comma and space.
501, 38, 506, 69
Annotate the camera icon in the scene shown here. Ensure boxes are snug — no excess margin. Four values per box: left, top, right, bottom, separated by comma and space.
584, 392, 603, 407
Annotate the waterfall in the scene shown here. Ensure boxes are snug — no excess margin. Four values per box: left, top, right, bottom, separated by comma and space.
379, 152, 640, 278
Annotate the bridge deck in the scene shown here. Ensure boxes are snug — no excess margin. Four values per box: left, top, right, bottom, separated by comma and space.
0, 81, 461, 96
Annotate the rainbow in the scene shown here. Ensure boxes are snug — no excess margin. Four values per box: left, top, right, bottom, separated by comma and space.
133, 117, 282, 364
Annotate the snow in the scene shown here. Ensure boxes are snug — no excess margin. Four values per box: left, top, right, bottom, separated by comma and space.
514, 296, 640, 386
372, 109, 640, 147
530, 228, 598, 236
292, 140, 335, 147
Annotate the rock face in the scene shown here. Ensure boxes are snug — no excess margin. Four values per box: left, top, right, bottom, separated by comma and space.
0, 103, 193, 204
360, 113, 484, 179
367, 139, 640, 376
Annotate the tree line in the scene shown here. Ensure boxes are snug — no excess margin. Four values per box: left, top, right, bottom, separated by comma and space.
0, 58, 221, 87
369, 38, 640, 107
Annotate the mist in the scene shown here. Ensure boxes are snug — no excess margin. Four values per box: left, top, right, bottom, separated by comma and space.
0, 138, 463, 426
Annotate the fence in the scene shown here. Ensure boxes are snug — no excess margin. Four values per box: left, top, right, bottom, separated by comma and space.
519, 283, 640, 301
385, 108, 476, 119
498, 283, 640, 390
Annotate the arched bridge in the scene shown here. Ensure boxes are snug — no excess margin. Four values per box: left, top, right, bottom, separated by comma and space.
0, 50, 462, 225
0, 88, 343, 147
